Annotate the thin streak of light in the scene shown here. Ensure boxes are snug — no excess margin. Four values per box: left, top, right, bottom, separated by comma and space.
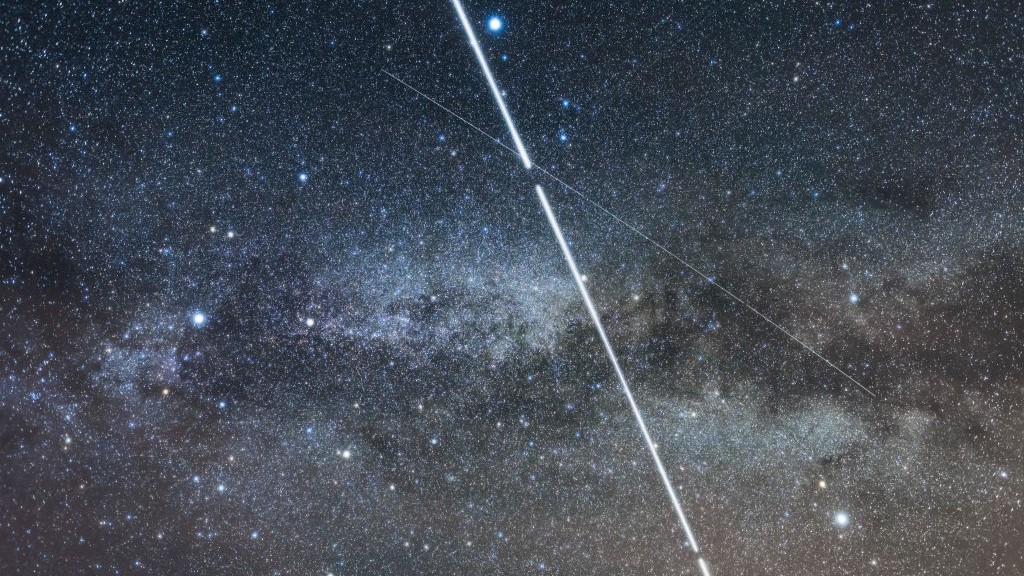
382, 70, 875, 397
383, 71, 509, 151
537, 171, 877, 398
536, 184, 703, 555
449, 0, 532, 169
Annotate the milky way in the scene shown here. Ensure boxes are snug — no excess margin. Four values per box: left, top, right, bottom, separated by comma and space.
2, 2, 1023, 575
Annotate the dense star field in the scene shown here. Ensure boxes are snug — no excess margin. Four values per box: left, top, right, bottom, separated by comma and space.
3, 1, 1023, 574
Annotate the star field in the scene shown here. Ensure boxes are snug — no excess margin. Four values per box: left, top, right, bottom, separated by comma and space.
2, 1, 1023, 574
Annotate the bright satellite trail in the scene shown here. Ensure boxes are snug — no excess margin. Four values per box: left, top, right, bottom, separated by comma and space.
448, 0, 711, 571
449, 0, 531, 169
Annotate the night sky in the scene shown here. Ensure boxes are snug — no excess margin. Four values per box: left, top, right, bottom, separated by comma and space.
3, 1, 1024, 574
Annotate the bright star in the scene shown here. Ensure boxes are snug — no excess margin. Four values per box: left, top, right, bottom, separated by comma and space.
849, 293, 859, 304
192, 312, 207, 327
488, 16, 502, 32
833, 511, 850, 527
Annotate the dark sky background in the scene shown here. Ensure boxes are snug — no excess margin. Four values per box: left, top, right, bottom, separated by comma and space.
2, 1, 1023, 574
